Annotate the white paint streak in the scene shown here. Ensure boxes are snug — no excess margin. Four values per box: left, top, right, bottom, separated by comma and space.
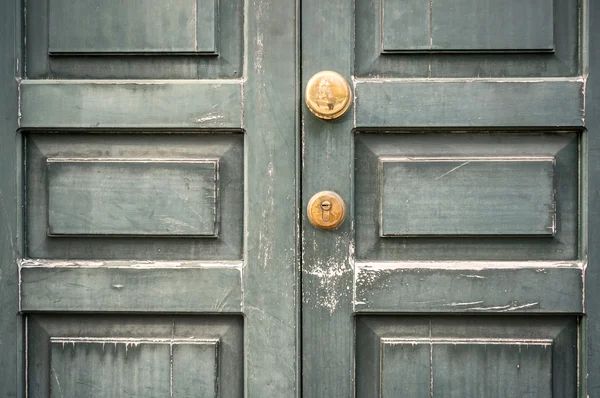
357, 260, 581, 271
443, 301, 484, 307
194, 114, 224, 123
459, 274, 486, 279
51, 366, 64, 398
501, 302, 539, 311
435, 161, 470, 180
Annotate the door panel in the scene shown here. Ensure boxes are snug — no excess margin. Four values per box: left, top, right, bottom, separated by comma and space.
0, 0, 298, 396
28, 315, 243, 398
356, 316, 577, 397
356, 0, 579, 77
355, 133, 578, 261
302, 0, 585, 397
26, 0, 243, 79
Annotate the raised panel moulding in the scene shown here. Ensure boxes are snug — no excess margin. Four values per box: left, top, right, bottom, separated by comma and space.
47, 158, 220, 237
379, 156, 556, 237
382, 0, 553, 52
49, 0, 218, 54
380, 338, 553, 396
49, 338, 218, 396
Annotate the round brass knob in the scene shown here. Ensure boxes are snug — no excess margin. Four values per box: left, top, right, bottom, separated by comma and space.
307, 191, 346, 230
305, 71, 352, 120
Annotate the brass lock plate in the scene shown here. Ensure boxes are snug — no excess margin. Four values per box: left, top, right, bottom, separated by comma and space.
305, 71, 352, 120
307, 191, 346, 230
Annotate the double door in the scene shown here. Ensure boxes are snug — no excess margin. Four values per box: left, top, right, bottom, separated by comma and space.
0, 0, 596, 396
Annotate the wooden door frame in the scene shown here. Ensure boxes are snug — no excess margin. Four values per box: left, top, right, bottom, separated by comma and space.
1, 0, 22, 396
585, 0, 600, 394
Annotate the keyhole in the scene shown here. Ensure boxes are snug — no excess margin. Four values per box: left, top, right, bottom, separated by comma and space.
321, 200, 332, 222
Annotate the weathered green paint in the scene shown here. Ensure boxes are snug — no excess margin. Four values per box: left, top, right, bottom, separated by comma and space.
28, 315, 243, 397
382, 0, 553, 52
586, 0, 600, 395
20, 262, 242, 312
379, 157, 555, 236
47, 159, 219, 237
301, 0, 355, 396
20, 80, 243, 129
303, 1, 586, 396
356, 316, 578, 398
355, 263, 583, 313
2, 0, 600, 395
49, 0, 218, 54
27, 133, 243, 260
243, 0, 299, 395
355, 133, 578, 261
355, 80, 584, 128
26, 0, 243, 80
0, 0, 19, 396
357, 0, 578, 78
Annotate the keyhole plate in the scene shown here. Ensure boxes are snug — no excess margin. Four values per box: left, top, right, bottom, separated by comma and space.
307, 191, 346, 230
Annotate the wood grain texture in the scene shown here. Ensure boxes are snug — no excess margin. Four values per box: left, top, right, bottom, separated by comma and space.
379, 157, 556, 236
28, 315, 243, 398
382, 0, 553, 52
356, 0, 578, 78
356, 316, 577, 398
20, 264, 242, 312
27, 0, 243, 79
27, 133, 243, 261
302, 0, 355, 396
586, 0, 600, 395
47, 159, 219, 237
0, 0, 20, 396
355, 262, 583, 313
356, 133, 578, 261
49, 0, 218, 54
355, 79, 584, 128
20, 80, 242, 129
243, 0, 299, 396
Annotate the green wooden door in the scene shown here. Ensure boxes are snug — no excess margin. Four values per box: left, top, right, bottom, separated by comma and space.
0, 0, 298, 396
3, 0, 600, 397
301, 0, 599, 397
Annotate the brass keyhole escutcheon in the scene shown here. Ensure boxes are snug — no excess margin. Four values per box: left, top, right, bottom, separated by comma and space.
307, 191, 346, 230
305, 71, 352, 120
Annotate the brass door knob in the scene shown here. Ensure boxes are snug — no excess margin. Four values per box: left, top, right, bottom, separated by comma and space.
305, 71, 352, 120
307, 191, 346, 230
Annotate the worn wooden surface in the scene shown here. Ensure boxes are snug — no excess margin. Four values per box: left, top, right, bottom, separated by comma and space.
382, 0, 553, 52
355, 80, 584, 128
355, 262, 583, 313
355, 133, 578, 261
28, 315, 243, 397
27, 0, 243, 79
20, 261, 242, 312
27, 133, 243, 260
20, 80, 243, 129
0, 0, 19, 396
47, 159, 220, 237
356, 316, 577, 398
356, 0, 578, 78
379, 157, 555, 236
49, 0, 218, 54
586, 0, 600, 395
302, 0, 355, 396
243, 0, 299, 396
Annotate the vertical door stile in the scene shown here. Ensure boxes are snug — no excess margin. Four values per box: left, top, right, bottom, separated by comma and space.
301, 1, 355, 397
586, 0, 600, 394
244, 0, 299, 396
0, 0, 20, 396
